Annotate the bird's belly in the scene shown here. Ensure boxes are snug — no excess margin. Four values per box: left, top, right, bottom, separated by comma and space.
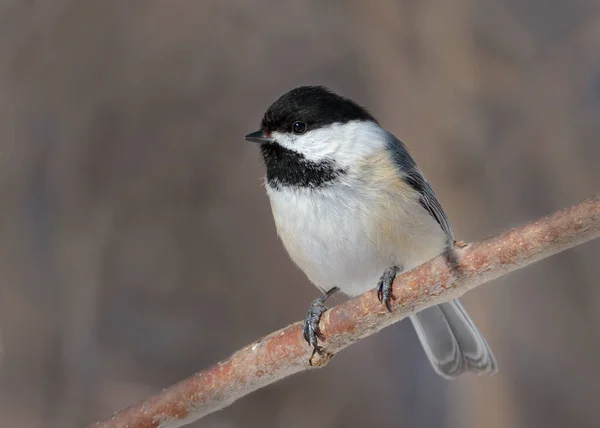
268, 183, 448, 296
277, 210, 391, 296
268, 187, 402, 296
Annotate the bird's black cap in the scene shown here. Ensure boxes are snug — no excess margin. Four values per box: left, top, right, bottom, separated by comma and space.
259, 86, 377, 134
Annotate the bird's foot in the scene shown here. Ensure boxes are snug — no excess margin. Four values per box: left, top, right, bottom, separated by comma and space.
303, 287, 340, 357
377, 265, 402, 312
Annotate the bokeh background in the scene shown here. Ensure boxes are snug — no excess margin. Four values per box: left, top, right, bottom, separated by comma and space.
1, 1, 599, 427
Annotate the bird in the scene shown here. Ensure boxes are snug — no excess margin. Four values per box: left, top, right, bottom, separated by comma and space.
245, 86, 497, 378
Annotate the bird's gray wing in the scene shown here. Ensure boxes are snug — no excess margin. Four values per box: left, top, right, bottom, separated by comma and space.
384, 132, 454, 242
385, 132, 497, 378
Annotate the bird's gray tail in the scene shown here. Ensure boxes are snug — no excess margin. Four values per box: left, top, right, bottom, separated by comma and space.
409, 299, 497, 378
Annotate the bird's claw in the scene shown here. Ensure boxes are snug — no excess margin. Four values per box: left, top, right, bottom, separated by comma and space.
377, 266, 401, 312
302, 287, 339, 355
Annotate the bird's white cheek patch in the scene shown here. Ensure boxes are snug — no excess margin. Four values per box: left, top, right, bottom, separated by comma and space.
271, 121, 388, 167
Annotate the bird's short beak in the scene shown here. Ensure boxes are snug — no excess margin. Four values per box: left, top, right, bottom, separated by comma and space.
245, 130, 273, 144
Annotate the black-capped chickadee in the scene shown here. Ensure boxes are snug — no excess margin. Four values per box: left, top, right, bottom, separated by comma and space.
245, 86, 497, 378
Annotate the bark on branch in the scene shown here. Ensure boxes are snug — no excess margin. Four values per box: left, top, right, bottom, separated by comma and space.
90, 193, 600, 428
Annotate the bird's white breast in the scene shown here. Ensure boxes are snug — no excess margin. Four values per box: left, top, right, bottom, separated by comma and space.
266, 155, 447, 297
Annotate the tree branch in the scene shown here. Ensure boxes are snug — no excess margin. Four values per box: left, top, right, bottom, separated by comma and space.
90, 193, 600, 428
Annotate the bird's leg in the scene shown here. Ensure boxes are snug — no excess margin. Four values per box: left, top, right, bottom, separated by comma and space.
377, 265, 402, 312
302, 287, 340, 355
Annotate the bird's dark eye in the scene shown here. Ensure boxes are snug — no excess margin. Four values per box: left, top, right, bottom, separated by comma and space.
292, 121, 307, 134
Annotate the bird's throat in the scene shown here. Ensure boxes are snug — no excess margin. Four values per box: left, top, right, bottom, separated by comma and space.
260, 143, 346, 189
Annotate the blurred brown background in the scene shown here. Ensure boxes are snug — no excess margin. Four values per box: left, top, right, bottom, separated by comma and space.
1, 1, 599, 427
